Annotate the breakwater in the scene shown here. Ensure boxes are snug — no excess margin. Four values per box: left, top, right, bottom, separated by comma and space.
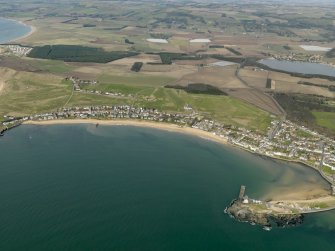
225, 185, 334, 230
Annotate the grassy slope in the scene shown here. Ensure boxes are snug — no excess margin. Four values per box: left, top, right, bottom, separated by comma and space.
71, 83, 271, 132
26, 59, 77, 74
0, 70, 72, 118
96, 74, 175, 88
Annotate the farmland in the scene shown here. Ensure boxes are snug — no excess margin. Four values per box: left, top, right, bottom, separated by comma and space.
0, 0, 335, 135
0, 65, 272, 132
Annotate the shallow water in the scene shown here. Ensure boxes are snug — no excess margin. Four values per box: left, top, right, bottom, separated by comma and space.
0, 124, 334, 251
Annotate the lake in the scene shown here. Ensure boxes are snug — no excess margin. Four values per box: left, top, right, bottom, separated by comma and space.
259, 59, 335, 78
0, 124, 335, 251
0, 17, 32, 44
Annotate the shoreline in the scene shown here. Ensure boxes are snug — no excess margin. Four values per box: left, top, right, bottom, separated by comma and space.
23, 119, 229, 146
19, 119, 335, 213
0, 17, 36, 44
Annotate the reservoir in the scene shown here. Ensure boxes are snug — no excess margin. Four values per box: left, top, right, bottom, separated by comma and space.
0, 17, 32, 44
259, 59, 335, 78
0, 124, 335, 250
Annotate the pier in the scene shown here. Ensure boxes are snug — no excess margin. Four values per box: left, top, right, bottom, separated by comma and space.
238, 185, 246, 200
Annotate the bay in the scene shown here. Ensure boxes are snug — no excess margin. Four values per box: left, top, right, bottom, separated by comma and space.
0, 17, 32, 44
0, 124, 335, 251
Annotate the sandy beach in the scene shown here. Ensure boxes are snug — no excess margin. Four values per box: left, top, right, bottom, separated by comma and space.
24, 119, 229, 146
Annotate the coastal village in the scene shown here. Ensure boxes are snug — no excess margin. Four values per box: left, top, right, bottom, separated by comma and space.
267, 52, 326, 64
1, 104, 335, 193
0, 44, 32, 57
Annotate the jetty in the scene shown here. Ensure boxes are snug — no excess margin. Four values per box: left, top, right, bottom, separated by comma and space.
238, 185, 246, 200
225, 185, 335, 229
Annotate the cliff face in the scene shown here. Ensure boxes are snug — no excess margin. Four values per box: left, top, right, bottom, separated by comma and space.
225, 199, 304, 230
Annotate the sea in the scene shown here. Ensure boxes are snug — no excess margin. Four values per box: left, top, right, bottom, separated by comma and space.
0, 17, 32, 44
0, 124, 335, 251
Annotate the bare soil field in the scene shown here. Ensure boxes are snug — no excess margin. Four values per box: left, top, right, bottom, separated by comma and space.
225, 88, 284, 116
274, 81, 335, 98
174, 65, 247, 89
201, 48, 231, 55
239, 76, 267, 89
240, 67, 335, 98
214, 36, 259, 46
141, 64, 196, 79
119, 27, 147, 36
108, 53, 161, 66
174, 58, 218, 66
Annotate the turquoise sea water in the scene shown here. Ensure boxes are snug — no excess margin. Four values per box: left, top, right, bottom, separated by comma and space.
0, 17, 31, 44
1, 124, 335, 251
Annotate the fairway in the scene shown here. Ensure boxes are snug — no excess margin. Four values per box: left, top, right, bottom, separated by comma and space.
71, 83, 272, 132
0, 69, 72, 118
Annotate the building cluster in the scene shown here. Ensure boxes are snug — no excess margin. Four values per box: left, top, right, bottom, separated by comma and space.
67, 76, 98, 91
1, 105, 335, 184
1, 44, 32, 57
67, 77, 132, 98
268, 52, 325, 63
1, 106, 198, 127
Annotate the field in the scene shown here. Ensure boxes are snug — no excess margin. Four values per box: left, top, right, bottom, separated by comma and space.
274, 93, 335, 135
0, 68, 72, 117
0, 62, 272, 132
312, 111, 335, 131
70, 88, 271, 132
7, 1, 334, 59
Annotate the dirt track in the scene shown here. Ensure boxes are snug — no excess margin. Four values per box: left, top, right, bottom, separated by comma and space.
225, 88, 284, 116
0, 80, 4, 93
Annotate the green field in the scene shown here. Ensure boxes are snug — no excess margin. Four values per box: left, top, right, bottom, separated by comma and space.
80, 81, 271, 132
27, 59, 77, 74
0, 67, 271, 132
322, 166, 335, 176
312, 111, 335, 132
